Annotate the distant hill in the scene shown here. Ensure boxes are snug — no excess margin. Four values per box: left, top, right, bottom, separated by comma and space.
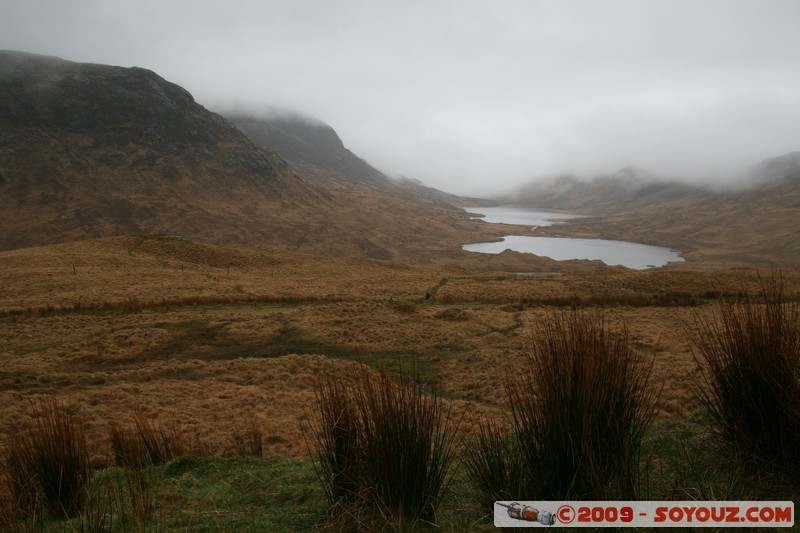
0, 50, 525, 267
508, 167, 704, 215
748, 150, 800, 185
227, 112, 476, 207
523, 155, 800, 268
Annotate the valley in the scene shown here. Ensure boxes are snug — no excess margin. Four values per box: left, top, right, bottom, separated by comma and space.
1, 50, 800, 530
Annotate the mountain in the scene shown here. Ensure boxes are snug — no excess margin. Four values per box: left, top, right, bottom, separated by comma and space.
228, 112, 390, 191
748, 150, 800, 185
0, 50, 326, 250
227, 112, 475, 207
509, 168, 704, 215
1, 51, 556, 270
526, 156, 800, 268
16, 50, 794, 271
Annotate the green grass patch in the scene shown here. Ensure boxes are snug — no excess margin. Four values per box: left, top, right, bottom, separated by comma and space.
4, 421, 797, 532
157, 456, 326, 532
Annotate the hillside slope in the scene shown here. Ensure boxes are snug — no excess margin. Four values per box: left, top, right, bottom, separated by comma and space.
1, 51, 537, 267
511, 168, 704, 215
228, 113, 391, 191
0, 50, 326, 250
531, 155, 800, 268
227, 112, 474, 207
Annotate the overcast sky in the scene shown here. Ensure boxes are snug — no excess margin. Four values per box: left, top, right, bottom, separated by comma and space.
2, 0, 799, 195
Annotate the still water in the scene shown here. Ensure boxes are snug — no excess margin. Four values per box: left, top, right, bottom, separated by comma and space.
462, 206, 684, 269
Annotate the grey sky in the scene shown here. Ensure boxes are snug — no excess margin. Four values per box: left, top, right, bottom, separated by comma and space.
2, 0, 799, 195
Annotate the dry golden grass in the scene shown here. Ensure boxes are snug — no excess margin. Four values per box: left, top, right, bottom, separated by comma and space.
2, 236, 800, 465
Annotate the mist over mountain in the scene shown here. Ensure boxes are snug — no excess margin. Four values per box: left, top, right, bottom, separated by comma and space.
747, 151, 800, 185
4, 49, 799, 270
226, 111, 476, 208
520, 153, 800, 268
0, 51, 518, 267
0, 51, 321, 249
504, 168, 704, 215
228, 112, 384, 189
506, 150, 800, 216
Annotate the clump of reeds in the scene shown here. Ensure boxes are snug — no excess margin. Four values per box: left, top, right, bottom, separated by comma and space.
3, 398, 91, 519
464, 312, 658, 503
308, 363, 459, 529
461, 421, 521, 511
229, 422, 264, 457
110, 412, 206, 467
690, 275, 800, 478
117, 462, 154, 531
310, 369, 362, 516
0, 482, 42, 533
108, 412, 209, 530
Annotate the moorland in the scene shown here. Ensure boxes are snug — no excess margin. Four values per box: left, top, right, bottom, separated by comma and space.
2, 235, 800, 530
2, 50, 800, 531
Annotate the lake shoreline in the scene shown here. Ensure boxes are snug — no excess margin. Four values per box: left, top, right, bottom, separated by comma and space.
461, 206, 684, 270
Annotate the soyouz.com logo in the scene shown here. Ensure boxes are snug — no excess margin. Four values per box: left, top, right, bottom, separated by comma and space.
494, 501, 794, 527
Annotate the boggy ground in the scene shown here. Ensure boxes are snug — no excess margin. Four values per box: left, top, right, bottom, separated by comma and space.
2, 235, 800, 465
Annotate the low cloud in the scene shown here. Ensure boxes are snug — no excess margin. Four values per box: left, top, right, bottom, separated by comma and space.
1, 0, 799, 195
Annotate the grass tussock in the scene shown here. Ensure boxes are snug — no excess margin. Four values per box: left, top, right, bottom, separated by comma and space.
461, 421, 520, 511
228, 423, 264, 458
465, 312, 658, 502
690, 275, 800, 479
3, 398, 90, 519
308, 363, 460, 530
116, 463, 155, 532
110, 412, 206, 467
